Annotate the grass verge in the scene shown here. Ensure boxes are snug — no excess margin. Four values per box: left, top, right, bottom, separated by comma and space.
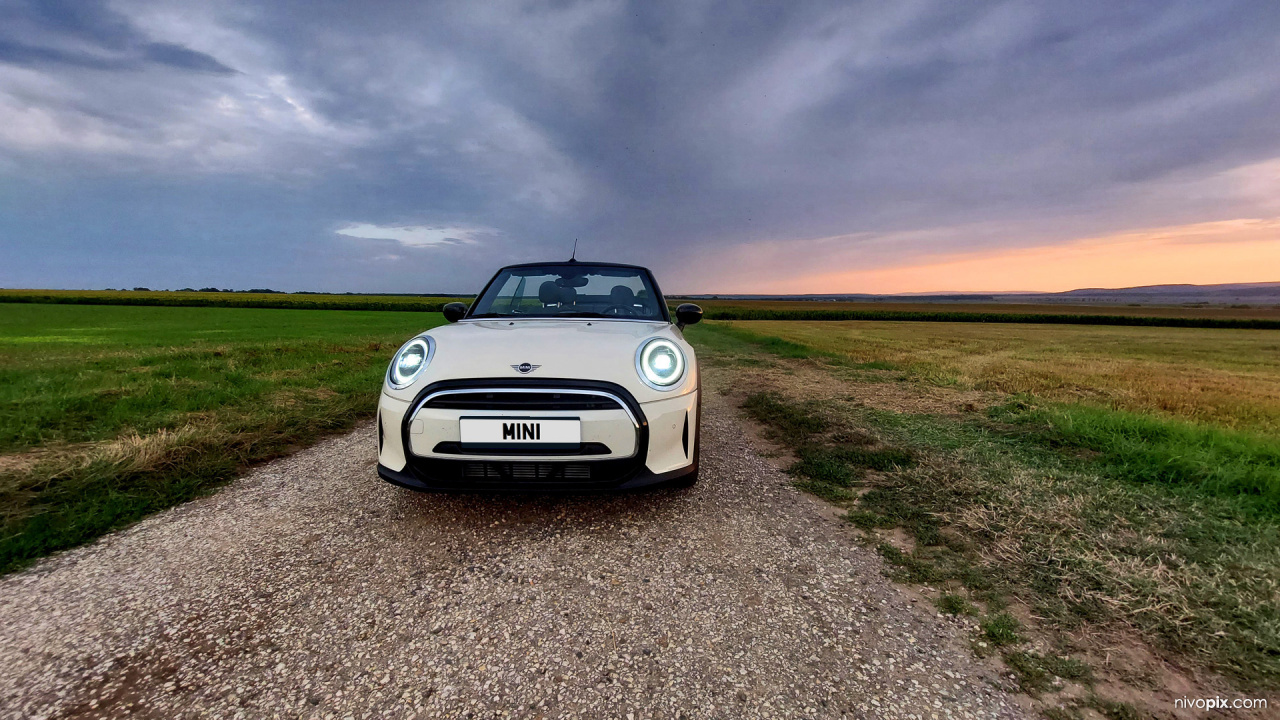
991, 399, 1280, 514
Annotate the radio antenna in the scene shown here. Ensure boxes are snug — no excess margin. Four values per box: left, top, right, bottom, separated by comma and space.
569, 239, 578, 262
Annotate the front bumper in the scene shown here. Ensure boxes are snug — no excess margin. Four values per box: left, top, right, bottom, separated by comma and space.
377, 377, 698, 492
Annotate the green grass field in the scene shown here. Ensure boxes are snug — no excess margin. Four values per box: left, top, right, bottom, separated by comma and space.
684, 320, 1280, 696
0, 304, 441, 572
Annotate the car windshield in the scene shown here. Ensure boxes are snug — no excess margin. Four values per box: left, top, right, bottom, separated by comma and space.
468, 264, 666, 320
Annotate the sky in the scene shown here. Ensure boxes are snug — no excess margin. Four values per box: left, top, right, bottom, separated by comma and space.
1, 0, 1278, 295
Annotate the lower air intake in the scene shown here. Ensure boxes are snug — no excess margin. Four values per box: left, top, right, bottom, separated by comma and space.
462, 462, 592, 481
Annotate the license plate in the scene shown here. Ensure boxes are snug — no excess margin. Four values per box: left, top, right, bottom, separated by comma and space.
459, 417, 581, 449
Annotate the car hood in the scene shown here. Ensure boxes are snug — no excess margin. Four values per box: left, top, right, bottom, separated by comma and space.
386, 319, 696, 403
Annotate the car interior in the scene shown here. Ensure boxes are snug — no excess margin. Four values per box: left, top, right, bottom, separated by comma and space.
471, 266, 664, 319
533, 281, 655, 316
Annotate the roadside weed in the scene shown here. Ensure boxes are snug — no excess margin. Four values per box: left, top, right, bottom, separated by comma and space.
936, 593, 977, 616
981, 612, 1024, 646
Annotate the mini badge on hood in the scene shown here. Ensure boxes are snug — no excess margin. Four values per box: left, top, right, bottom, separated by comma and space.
512, 363, 541, 374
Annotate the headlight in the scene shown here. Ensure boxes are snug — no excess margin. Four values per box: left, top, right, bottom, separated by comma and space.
636, 337, 685, 390
388, 336, 434, 389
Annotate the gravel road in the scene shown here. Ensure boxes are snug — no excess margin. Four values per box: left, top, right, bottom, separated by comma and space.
1, 393, 1029, 720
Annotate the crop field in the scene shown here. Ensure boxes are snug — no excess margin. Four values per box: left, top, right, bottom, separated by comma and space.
684, 320, 1280, 704
7, 289, 1279, 327
0, 288, 470, 312
0, 303, 442, 572
673, 298, 1280, 331
677, 298, 1280, 321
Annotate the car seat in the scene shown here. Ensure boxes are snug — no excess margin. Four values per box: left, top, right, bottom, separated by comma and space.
538, 281, 560, 306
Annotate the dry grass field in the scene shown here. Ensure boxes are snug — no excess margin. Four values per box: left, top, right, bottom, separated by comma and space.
729, 320, 1280, 433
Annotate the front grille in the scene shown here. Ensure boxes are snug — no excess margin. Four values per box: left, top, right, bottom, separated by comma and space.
403, 379, 647, 490
424, 391, 621, 411
463, 462, 592, 481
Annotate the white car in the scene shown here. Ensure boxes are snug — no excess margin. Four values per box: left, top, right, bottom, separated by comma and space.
376, 260, 702, 491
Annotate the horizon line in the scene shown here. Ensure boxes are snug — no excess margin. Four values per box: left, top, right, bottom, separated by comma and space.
3, 279, 1279, 298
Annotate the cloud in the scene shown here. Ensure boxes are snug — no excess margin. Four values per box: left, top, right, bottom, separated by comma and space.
2, 0, 1280, 292
334, 223, 496, 248
141, 42, 235, 74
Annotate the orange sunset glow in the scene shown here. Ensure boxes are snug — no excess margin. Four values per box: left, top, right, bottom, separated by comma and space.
771, 218, 1280, 295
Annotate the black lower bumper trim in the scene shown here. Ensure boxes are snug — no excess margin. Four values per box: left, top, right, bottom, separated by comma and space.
378, 458, 696, 493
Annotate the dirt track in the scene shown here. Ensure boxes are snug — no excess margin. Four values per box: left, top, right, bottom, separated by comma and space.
0, 392, 1028, 719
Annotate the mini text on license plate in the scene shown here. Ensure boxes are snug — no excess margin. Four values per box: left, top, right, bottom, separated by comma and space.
459, 418, 581, 448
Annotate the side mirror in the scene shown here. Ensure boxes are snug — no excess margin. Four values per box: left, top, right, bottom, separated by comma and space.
675, 303, 702, 329
442, 302, 469, 323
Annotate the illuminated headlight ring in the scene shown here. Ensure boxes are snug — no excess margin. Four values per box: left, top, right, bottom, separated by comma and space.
636, 337, 686, 390
388, 335, 435, 389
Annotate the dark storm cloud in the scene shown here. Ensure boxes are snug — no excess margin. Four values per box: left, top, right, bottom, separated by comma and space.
1, 0, 1278, 292
0, 0, 233, 73
140, 42, 235, 74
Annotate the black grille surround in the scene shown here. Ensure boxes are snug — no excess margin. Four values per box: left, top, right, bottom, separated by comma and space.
396, 378, 649, 491
431, 441, 612, 456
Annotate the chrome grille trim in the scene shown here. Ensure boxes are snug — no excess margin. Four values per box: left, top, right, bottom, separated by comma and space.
412, 387, 639, 427
423, 390, 621, 412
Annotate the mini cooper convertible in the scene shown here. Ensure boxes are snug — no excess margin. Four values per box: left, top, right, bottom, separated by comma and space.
376, 261, 703, 491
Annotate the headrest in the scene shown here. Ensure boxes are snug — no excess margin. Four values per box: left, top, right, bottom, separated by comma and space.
538, 281, 560, 305
609, 285, 635, 304
558, 285, 577, 304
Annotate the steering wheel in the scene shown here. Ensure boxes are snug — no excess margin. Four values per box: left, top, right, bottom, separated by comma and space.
603, 304, 636, 317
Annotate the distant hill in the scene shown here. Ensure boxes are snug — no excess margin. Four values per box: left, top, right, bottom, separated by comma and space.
679, 281, 1280, 306
1049, 282, 1280, 304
